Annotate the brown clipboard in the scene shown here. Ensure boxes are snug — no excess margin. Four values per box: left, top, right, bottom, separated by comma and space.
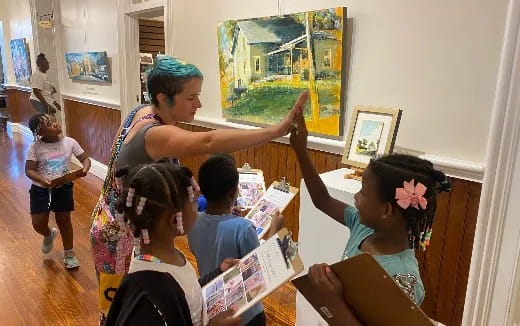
244, 180, 299, 239
231, 227, 303, 317
50, 168, 82, 188
201, 228, 303, 318
292, 254, 434, 326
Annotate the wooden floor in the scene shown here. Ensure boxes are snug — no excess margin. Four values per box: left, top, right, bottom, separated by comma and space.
0, 128, 296, 326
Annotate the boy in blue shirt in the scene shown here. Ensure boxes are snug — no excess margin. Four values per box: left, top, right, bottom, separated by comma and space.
188, 154, 284, 326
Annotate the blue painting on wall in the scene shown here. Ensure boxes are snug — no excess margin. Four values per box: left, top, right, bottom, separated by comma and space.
64, 51, 111, 83
9, 38, 32, 86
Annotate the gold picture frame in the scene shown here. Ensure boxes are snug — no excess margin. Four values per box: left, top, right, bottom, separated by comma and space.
342, 105, 402, 168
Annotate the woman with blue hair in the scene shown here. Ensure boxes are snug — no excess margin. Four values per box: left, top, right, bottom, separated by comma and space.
90, 56, 307, 323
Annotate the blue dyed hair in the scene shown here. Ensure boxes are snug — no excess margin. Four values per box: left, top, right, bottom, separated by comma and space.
146, 56, 203, 106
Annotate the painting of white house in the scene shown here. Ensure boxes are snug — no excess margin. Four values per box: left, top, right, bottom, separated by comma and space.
217, 8, 347, 137
64, 52, 111, 83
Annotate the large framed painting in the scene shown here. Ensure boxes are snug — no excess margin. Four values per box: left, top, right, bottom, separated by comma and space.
64, 51, 111, 83
217, 7, 347, 137
342, 106, 402, 168
9, 38, 32, 87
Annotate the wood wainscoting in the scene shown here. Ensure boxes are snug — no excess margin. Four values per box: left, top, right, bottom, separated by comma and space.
63, 99, 121, 165
5, 88, 33, 126
178, 123, 481, 326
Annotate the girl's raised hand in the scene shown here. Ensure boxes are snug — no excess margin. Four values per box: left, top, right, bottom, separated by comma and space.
274, 91, 308, 137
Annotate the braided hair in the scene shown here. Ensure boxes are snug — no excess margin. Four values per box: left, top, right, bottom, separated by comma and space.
368, 154, 451, 250
28, 113, 47, 140
115, 160, 194, 241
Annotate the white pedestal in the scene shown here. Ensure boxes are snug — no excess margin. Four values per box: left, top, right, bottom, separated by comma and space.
295, 168, 361, 326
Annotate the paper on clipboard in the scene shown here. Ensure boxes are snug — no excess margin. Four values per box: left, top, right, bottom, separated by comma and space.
292, 254, 435, 326
201, 228, 303, 319
244, 179, 298, 239
50, 168, 83, 188
236, 167, 265, 209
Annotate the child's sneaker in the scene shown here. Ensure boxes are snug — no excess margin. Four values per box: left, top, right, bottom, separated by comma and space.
64, 251, 80, 269
42, 228, 57, 254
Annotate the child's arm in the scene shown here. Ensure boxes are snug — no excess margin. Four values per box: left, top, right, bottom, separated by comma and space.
75, 152, 91, 177
308, 264, 363, 326
25, 160, 52, 187
289, 113, 348, 224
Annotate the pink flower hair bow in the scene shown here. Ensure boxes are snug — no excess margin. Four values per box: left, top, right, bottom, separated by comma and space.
395, 179, 428, 210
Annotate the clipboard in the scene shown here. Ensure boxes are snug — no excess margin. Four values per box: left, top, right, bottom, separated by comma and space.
292, 254, 434, 326
201, 228, 303, 319
50, 168, 82, 188
236, 163, 266, 210
243, 177, 299, 239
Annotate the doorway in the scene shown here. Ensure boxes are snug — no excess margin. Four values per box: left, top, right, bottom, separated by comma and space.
137, 8, 165, 104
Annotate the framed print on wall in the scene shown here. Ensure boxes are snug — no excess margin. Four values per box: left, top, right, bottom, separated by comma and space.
341, 105, 402, 168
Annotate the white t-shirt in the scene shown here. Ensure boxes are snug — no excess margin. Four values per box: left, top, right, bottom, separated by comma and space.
29, 70, 56, 106
26, 136, 84, 188
129, 254, 207, 326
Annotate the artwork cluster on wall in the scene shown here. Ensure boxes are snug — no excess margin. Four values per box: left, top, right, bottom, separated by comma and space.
64, 51, 111, 83
9, 38, 32, 87
217, 7, 347, 137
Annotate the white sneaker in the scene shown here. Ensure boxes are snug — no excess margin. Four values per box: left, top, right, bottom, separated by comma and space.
42, 228, 57, 254
64, 254, 80, 269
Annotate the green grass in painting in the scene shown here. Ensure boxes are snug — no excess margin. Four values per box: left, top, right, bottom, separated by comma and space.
225, 83, 340, 123
225, 86, 309, 123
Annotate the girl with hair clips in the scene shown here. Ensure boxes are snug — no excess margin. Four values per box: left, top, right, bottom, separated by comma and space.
90, 55, 308, 321
106, 160, 241, 326
289, 113, 451, 325
29, 53, 61, 114
25, 113, 90, 269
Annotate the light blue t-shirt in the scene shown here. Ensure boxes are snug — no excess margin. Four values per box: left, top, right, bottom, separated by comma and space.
188, 212, 264, 325
342, 206, 425, 305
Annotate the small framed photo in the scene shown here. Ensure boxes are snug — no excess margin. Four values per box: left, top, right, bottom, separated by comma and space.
341, 106, 402, 168
140, 53, 154, 65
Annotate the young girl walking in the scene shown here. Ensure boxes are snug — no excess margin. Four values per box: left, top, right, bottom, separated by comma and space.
25, 113, 91, 268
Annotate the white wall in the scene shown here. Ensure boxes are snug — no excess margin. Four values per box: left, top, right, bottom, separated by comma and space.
0, 0, 35, 86
170, 0, 508, 164
58, 0, 120, 105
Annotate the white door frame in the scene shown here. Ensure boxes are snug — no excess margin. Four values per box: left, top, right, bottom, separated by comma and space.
462, 0, 520, 324
116, 0, 167, 120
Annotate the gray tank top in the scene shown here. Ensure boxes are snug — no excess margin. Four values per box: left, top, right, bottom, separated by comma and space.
117, 122, 163, 169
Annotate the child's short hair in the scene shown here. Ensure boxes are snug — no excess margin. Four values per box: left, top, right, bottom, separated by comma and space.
28, 113, 47, 138
115, 160, 194, 239
368, 154, 451, 250
198, 154, 239, 202
37, 53, 47, 65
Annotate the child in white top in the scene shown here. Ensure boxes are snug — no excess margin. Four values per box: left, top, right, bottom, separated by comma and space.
25, 113, 90, 268
106, 161, 241, 326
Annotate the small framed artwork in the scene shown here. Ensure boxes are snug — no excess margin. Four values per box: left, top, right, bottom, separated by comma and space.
140, 53, 153, 65
342, 106, 402, 168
